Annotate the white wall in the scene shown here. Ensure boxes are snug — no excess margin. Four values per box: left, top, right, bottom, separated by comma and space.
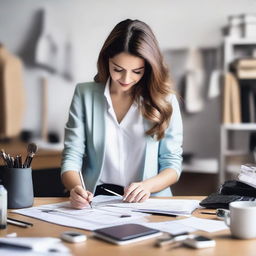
0, 0, 255, 157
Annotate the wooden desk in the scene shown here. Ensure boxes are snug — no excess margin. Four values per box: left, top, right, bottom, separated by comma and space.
1, 197, 256, 256
0, 139, 62, 170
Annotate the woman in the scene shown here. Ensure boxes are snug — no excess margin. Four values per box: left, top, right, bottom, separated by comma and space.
61, 19, 183, 209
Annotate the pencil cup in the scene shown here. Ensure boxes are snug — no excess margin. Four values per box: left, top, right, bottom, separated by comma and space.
2, 167, 34, 209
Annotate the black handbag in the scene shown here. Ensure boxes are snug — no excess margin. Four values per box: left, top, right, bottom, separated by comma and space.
220, 180, 256, 197
199, 180, 256, 209
199, 193, 255, 209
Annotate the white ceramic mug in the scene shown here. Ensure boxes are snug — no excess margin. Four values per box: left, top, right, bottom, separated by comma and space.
224, 201, 256, 239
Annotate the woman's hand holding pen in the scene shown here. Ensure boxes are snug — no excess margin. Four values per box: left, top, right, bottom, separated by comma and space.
70, 185, 93, 209
123, 182, 151, 203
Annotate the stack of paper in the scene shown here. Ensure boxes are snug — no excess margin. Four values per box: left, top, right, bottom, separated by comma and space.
107, 198, 200, 216
13, 199, 148, 231
238, 164, 256, 188
13, 196, 200, 231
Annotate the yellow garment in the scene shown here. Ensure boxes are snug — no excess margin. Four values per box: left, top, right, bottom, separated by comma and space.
222, 72, 241, 124
0, 45, 25, 138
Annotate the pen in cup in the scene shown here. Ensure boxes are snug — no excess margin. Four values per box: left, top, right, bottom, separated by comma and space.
17, 155, 22, 168
1, 144, 36, 168
23, 143, 38, 168
0, 149, 8, 166
78, 171, 92, 208
1, 150, 12, 167
14, 156, 19, 168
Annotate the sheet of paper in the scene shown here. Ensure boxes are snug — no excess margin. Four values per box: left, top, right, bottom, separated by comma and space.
107, 199, 200, 216
144, 221, 196, 235
92, 195, 123, 207
13, 199, 148, 231
144, 217, 228, 234
176, 217, 228, 232
13, 196, 208, 232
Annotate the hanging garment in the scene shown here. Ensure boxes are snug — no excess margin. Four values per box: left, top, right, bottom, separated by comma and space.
222, 72, 241, 124
208, 47, 222, 99
208, 69, 221, 98
35, 7, 76, 81
184, 48, 205, 113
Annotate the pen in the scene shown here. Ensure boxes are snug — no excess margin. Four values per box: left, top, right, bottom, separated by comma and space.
7, 219, 32, 228
78, 171, 92, 208
156, 232, 190, 247
14, 156, 19, 168
200, 212, 216, 215
7, 217, 33, 226
0, 241, 31, 250
17, 155, 22, 168
102, 187, 123, 198
135, 211, 177, 217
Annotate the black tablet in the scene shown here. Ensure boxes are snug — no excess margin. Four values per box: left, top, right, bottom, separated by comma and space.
93, 224, 162, 245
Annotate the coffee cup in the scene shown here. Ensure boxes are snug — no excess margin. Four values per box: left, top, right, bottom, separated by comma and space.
224, 201, 256, 239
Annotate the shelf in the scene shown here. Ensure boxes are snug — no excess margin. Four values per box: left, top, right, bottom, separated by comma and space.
224, 37, 256, 45
223, 36, 256, 72
222, 123, 256, 131
183, 158, 218, 174
224, 150, 249, 156
220, 36, 256, 184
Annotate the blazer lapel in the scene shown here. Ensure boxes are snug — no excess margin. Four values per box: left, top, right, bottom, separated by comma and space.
141, 119, 158, 180
92, 90, 106, 166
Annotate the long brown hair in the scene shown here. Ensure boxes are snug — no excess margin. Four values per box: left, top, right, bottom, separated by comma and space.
94, 19, 174, 140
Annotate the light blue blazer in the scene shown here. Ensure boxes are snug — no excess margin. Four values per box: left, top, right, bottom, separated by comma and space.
61, 82, 183, 196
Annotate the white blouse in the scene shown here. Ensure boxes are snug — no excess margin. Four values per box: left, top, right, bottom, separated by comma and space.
98, 80, 146, 187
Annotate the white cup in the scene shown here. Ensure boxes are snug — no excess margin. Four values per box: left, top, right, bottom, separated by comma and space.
224, 201, 256, 239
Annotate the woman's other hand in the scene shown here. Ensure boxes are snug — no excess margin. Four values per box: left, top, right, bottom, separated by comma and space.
70, 185, 93, 209
123, 182, 150, 203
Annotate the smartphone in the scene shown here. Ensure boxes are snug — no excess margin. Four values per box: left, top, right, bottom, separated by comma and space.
183, 235, 216, 249
60, 231, 87, 243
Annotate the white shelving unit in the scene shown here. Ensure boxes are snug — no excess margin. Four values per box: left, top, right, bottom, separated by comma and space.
220, 123, 256, 184
220, 37, 256, 184
182, 37, 256, 180
224, 37, 256, 72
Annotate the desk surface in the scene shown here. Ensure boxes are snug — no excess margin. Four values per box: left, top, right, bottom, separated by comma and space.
1, 197, 256, 256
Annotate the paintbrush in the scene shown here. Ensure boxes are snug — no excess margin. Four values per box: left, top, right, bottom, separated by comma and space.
23, 143, 38, 168
0, 149, 10, 167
